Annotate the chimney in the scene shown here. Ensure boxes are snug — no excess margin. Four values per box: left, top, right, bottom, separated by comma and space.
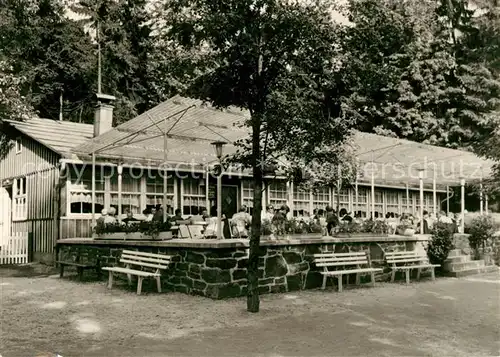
94, 93, 116, 137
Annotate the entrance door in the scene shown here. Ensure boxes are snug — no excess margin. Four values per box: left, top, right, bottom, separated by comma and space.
0, 186, 12, 246
221, 186, 238, 218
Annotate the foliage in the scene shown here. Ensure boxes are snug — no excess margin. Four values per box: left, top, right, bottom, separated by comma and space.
0, 60, 36, 159
467, 215, 496, 259
333, 219, 389, 235
427, 222, 454, 265
94, 220, 172, 237
164, 0, 355, 312
340, 0, 500, 150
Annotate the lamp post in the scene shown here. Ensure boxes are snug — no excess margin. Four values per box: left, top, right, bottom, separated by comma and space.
211, 141, 227, 239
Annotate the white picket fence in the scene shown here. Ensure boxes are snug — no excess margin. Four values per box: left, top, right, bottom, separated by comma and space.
0, 232, 29, 265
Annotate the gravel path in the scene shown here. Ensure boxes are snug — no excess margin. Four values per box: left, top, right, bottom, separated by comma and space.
0, 271, 499, 357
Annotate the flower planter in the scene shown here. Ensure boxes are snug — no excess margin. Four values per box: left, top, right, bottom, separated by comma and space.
396, 228, 415, 237
157, 231, 173, 240
125, 232, 144, 240
332, 232, 388, 238
93, 233, 127, 240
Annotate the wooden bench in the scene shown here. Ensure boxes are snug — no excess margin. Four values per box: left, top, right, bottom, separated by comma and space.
102, 250, 172, 295
313, 252, 383, 292
56, 255, 101, 280
385, 251, 440, 284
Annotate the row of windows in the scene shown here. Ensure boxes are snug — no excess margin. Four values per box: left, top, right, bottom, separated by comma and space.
65, 167, 439, 217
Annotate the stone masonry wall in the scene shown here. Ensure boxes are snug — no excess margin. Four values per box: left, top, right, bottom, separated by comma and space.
58, 240, 418, 299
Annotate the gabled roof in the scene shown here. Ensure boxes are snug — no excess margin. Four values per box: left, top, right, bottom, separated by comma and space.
73, 95, 246, 165
73, 95, 495, 187
2, 118, 94, 159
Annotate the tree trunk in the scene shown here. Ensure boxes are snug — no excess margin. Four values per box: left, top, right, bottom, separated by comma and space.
247, 112, 263, 313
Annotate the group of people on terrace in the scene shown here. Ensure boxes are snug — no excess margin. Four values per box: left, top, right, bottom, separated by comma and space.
95, 201, 464, 237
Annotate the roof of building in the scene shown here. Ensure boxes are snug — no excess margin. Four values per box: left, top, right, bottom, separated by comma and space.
2, 118, 94, 159
73, 95, 494, 187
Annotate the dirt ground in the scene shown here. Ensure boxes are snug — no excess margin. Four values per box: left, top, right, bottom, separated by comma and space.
0, 266, 499, 357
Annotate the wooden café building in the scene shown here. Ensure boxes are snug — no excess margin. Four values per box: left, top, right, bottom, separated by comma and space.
0, 94, 494, 263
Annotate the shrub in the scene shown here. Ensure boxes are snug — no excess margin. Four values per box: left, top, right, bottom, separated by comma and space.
426, 222, 454, 266
468, 216, 495, 260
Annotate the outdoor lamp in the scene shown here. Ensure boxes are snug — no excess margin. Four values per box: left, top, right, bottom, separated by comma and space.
211, 141, 227, 160
211, 141, 227, 239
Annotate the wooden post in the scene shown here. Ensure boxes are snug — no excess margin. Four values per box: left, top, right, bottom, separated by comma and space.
446, 185, 450, 214
432, 174, 437, 216
117, 164, 123, 223
406, 183, 410, 213
216, 169, 222, 239
485, 194, 489, 215
205, 166, 210, 212
355, 179, 358, 216
91, 152, 96, 227
419, 170, 424, 234
371, 152, 375, 219
479, 178, 483, 216
460, 178, 465, 233
163, 131, 168, 222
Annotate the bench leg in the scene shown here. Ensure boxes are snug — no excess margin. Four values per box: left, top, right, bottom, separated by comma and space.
391, 269, 396, 283
430, 267, 435, 281
355, 273, 360, 285
337, 276, 343, 292
405, 270, 410, 285
59, 264, 65, 278
107, 271, 114, 289
370, 272, 375, 287
322, 275, 327, 290
137, 277, 143, 295
156, 277, 162, 293
127, 273, 132, 286
416, 268, 421, 280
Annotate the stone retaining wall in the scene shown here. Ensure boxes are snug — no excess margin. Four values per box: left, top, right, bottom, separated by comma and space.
57, 238, 425, 299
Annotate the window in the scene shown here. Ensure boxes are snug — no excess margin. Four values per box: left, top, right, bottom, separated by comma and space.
352, 187, 367, 218
401, 192, 412, 213
268, 181, 287, 208
110, 170, 141, 214
183, 178, 206, 215
424, 193, 433, 211
386, 191, 399, 213
242, 180, 254, 209
13, 177, 27, 220
312, 187, 330, 211
15, 137, 22, 154
69, 167, 104, 214
373, 190, 383, 218
146, 173, 174, 214
293, 186, 309, 217
334, 188, 350, 210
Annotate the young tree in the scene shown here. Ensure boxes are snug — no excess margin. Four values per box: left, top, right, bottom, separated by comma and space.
164, 0, 354, 312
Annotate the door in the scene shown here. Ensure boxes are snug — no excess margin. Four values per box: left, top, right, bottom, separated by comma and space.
221, 186, 238, 218
0, 186, 12, 246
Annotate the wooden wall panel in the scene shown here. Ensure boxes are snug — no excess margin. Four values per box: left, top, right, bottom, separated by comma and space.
0, 134, 58, 181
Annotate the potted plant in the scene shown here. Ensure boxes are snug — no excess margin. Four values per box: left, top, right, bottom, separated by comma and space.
123, 222, 142, 240
468, 216, 495, 262
332, 219, 389, 238
93, 222, 125, 239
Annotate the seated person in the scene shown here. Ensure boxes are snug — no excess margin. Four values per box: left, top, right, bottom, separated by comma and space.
272, 205, 288, 235
122, 209, 140, 224
153, 205, 164, 223
103, 208, 117, 224
190, 208, 208, 224
261, 205, 275, 224
170, 208, 183, 223
231, 207, 252, 237
339, 208, 353, 223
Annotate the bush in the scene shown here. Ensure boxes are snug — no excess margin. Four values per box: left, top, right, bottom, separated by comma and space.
468, 216, 495, 260
426, 222, 454, 266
